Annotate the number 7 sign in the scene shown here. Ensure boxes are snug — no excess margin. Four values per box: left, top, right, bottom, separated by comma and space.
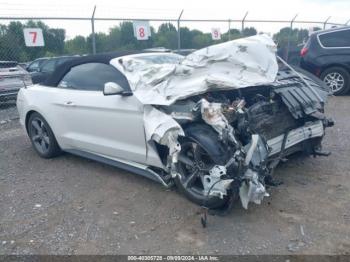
23, 28, 45, 47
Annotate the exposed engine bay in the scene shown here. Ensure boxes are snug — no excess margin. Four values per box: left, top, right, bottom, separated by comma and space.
112, 34, 334, 210
154, 69, 333, 209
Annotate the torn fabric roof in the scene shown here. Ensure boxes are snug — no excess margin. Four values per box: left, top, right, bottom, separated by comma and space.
110, 34, 278, 106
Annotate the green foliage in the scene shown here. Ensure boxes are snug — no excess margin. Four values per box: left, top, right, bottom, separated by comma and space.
242, 27, 257, 37
0, 20, 66, 62
153, 23, 178, 49
2, 20, 297, 63
273, 27, 309, 48
221, 29, 242, 42
192, 33, 213, 49
64, 36, 88, 55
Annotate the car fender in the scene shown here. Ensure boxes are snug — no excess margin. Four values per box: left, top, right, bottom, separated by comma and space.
183, 123, 229, 165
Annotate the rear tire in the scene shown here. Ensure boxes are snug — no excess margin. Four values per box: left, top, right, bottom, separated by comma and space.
321, 67, 350, 95
27, 112, 61, 158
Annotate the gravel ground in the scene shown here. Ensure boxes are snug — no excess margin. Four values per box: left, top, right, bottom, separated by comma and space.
0, 96, 349, 255
0, 100, 18, 124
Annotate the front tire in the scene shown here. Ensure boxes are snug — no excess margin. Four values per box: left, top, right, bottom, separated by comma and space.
174, 138, 228, 209
27, 112, 61, 158
321, 67, 350, 95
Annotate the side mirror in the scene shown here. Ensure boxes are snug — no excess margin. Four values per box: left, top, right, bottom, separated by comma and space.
104, 82, 123, 95
103, 82, 132, 96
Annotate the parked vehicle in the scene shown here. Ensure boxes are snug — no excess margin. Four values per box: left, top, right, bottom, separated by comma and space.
173, 49, 196, 56
26, 57, 49, 73
30, 56, 77, 84
0, 61, 32, 102
17, 36, 333, 210
300, 26, 350, 95
143, 47, 171, 52
145, 47, 196, 56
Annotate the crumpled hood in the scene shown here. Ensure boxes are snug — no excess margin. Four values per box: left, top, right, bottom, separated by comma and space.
110, 34, 278, 106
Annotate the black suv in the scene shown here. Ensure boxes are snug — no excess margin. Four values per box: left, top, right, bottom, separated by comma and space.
300, 26, 350, 95
30, 56, 77, 84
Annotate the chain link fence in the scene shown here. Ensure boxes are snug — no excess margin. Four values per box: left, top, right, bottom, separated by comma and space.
0, 14, 348, 116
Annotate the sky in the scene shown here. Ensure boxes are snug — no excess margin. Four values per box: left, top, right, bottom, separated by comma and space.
0, 0, 349, 39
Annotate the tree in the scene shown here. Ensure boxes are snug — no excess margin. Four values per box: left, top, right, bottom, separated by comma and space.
2, 21, 28, 61
242, 27, 257, 37
221, 29, 241, 42
273, 27, 309, 49
64, 36, 88, 55
0, 19, 259, 62
192, 33, 213, 49
106, 26, 122, 51
0, 20, 66, 62
154, 23, 178, 49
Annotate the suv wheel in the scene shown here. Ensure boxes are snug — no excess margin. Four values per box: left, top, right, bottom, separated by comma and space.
321, 67, 350, 95
27, 112, 61, 158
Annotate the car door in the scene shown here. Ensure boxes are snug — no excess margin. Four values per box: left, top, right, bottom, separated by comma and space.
54, 62, 147, 164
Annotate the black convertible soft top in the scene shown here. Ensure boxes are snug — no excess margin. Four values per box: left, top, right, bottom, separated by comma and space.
43, 51, 146, 87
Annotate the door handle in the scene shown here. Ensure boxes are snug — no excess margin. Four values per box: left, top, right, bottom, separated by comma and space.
64, 101, 76, 107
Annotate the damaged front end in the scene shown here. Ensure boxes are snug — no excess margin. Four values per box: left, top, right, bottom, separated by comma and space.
112, 34, 333, 210
162, 81, 332, 210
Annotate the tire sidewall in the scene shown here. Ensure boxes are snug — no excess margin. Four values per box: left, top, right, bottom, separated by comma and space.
27, 112, 61, 158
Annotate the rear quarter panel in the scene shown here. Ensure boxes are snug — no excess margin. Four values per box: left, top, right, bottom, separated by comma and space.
17, 85, 63, 136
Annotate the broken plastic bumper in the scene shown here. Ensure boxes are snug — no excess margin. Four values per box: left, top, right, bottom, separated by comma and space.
267, 120, 324, 156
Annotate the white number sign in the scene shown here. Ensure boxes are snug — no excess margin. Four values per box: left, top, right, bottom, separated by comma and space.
133, 21, 151, 40
135, 25, 148, 40
23, 28, 45, 47
211, 28, 221, 40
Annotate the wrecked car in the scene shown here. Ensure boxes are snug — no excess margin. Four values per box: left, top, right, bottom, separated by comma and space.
17, 35, 333, 210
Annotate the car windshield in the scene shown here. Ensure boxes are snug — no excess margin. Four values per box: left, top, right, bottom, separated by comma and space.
134, 54, 184, 64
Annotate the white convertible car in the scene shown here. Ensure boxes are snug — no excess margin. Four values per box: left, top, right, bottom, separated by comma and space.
17, 35, 333, 210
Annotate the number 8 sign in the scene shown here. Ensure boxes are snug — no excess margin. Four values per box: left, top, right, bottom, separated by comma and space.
23, 28, 45, 47
136, 25, 148, 40
133, 21, 151, 40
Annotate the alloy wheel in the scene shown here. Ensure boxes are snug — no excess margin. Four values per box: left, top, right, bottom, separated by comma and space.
323, 72, 345, 93
177, 141, 215, 198
30, 117, 51, 155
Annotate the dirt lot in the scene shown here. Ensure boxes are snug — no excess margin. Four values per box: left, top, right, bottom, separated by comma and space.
0, 96, 349, 255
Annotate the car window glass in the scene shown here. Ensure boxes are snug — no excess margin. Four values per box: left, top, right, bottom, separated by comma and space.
41, 60, 56, 73
319, 29, 350, 48
58, 62, 130, 91
28, 61, 40, 71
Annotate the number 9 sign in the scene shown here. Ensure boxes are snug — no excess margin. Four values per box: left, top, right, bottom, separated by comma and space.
211, 28, 221, 40
23, 28, 45, 47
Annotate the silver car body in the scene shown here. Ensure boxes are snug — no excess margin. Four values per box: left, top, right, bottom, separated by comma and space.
0, 61, 32, 101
